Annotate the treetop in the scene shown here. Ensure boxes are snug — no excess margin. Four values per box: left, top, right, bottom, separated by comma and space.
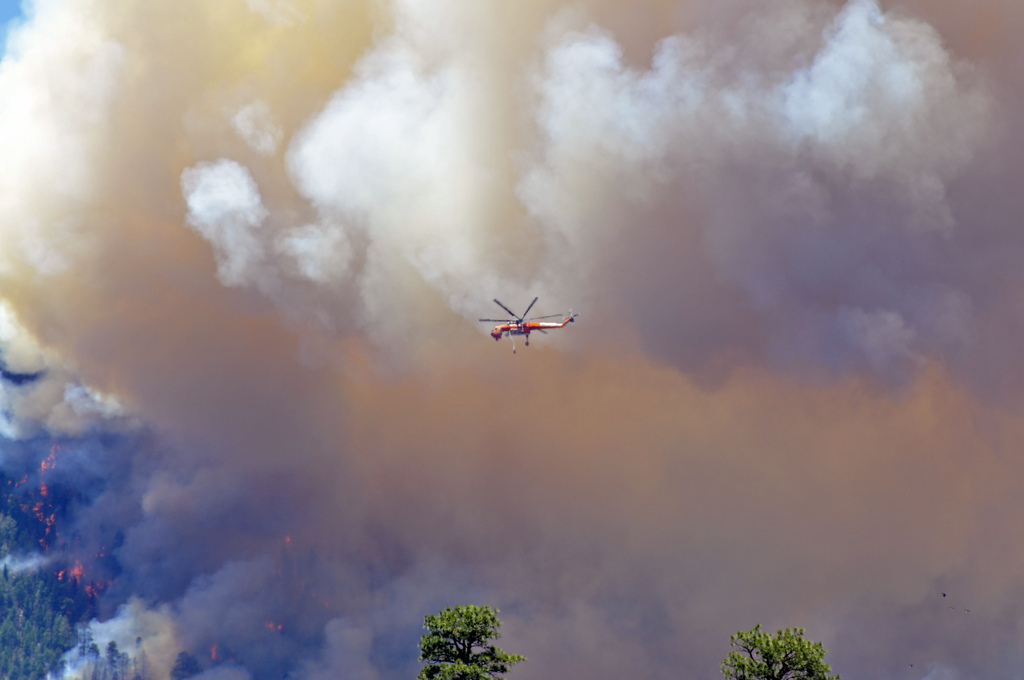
418, 604, 524, 680
722, 624, 839, 680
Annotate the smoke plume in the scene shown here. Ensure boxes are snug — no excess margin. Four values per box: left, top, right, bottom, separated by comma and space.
2, 0, 1024, 678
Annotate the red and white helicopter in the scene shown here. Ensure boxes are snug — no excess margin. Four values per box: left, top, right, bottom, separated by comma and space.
480, 297, 577, 353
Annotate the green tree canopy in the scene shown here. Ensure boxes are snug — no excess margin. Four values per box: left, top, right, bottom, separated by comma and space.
722, 625, 839, 680
418, 605, 525, 680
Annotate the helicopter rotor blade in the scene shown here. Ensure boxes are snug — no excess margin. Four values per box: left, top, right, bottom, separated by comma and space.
479, 318, 511, 323
526, 314, 563, 321
521, 296, 539, 319
493, 299, 519, 319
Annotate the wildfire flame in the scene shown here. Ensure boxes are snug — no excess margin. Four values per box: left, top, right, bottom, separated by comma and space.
40, 445, 58, 472
4, 445, 114, 605
56, 559, 108, 602
83, 581, 112, 598
56, 560, 85, 583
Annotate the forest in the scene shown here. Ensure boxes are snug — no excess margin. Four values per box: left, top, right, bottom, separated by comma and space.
0, 466, 101, 680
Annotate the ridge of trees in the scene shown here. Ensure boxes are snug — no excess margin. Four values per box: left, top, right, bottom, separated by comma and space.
0, 471, 98, 680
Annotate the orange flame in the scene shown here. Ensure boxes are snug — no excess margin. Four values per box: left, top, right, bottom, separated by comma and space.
40, 448, 56, 473
83, 580, 112, 599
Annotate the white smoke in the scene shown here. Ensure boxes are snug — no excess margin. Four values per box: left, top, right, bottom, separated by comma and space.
0, 302, 47, 375
58, 599, 179, 680
1, 551, 52, 573
0, 0, 124, 277
231, 101, 283, 157
182, 159, 269, 288
274, 221, 352, 285
286, 39, 513, 326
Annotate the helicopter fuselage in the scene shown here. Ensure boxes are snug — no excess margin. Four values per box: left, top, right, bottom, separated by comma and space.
489, 316, 574, 341
480, 298, 577, 352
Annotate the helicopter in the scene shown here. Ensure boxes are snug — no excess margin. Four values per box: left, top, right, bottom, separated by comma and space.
480, 297, 577, 353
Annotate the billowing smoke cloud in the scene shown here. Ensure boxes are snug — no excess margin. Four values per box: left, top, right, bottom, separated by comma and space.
61, 599, 180, 680
522, 0, 991, 379
2, 0, 1024, 679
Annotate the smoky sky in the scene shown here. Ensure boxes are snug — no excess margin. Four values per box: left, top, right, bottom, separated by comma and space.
3, 1, 1024, 679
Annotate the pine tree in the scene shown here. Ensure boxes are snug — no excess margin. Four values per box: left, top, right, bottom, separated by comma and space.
418, 605, 525, 680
